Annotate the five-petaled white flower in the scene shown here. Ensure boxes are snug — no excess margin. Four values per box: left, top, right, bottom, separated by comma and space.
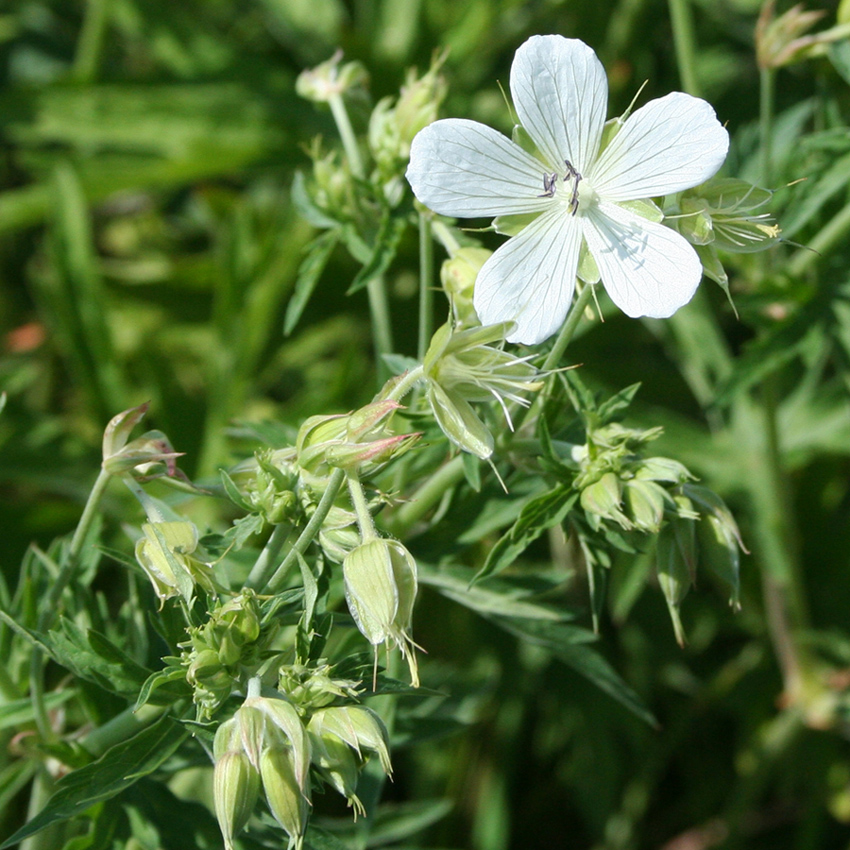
406, 35, 730, 345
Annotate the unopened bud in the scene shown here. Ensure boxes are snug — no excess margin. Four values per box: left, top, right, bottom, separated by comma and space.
260, 746, 309, 845
135, 521, 214, 606
214, 750, 260, 850
296, 50, 368, 102
343, 539, 419, 686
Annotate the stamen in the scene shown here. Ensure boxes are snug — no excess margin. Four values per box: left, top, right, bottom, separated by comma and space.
538, 172, 558, 198
564, 160, 582, 215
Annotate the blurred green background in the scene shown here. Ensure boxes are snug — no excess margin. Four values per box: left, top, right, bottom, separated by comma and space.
2, 0, 850, 848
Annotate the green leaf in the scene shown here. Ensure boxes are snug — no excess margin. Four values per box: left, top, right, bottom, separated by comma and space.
219, 469, 254, 512
368, 798, 454, 845
0, 690, 74, 731
284, 229, 341, 335
476, 486, 576, 580
47, 621, 151, 698
420, 564, 574, 621
491, 616, 657, 727
291, 171, 341, 229
135, 665, 191, 710
0, 714, 188, 849
346, 210, 406, 295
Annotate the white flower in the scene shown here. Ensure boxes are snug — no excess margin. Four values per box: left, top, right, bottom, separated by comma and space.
406, 35, 730, 345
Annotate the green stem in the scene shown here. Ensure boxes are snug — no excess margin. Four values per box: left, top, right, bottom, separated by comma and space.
71, 0, 110, 84
30, 467, 112, 742
244, 523, 292, 591
759, 67, 776, 187
386, 364, 424, 402
787, 199, 850, 277
329, 93, 365, 179
266, 467, 346, 593
347, 472, 378, 541
367, 277, 395, 376
542, 284, 595, 372
81, 703, 165, 758
328, 92, 394, 372
668, 0, 701, 97
418, 212, 434, 361
385, 455, 466, 536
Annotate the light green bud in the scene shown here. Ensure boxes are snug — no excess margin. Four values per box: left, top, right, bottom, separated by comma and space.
624, 480, 669, 532
656, 518, 697, 647
309, 730, 363, 814
296, 50, 368, 102
309, 706, 391, 775
245, 696, 312, 789
277, 662, 361, 710
214, 750, 260, 850
635, 456, 695, 484
260, 746, 309, 845
135, 521, 214, 606
580, 473, 631, 530
343, 539, 419, 686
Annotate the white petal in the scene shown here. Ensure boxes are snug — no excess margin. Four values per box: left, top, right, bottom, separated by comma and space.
583, 201, 702, 318
406, 119, 553, 217
590, 92, 729, 201
510, 35, 608, 174
474, 207, 582, 345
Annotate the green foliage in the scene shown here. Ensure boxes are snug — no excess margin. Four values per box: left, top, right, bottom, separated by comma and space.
2, 1, 850, 849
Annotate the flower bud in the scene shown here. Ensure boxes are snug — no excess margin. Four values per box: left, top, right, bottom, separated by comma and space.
580, 472, 631, 530
309, 706, 391, 775
440, 247, 491, 327
296, 50, 368, 102
624, 480, 668, 533
685, 484, 746, 610
656, 518, 697, 647
756, 1, 832, 69
214, 750, 260, 850
260, 746, 309, 845
343, 539, 419, 686
135, 521, 214, 606
102, 404, 187, 482
309, 729, 363, 814
297, 402, 419, 476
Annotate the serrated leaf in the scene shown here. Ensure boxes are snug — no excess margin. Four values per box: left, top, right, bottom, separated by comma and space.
346, 210, 406, 296
47, 621, 151, 698
476, 486, 576, 580
0, 715, 188, 850
284, 228, 340, 335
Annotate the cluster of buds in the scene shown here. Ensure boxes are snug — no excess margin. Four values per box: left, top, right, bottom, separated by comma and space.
135, 520, 215, 607
422, 322, 545, 459
239, 450, 299, 526
343, 537, 420, 686
369, 53, 447, 202
573, 426, 693, 534
102, 402, 189, 483
296, 399, 419, 480
182, 591, 271, 716
213, 682, 391, 848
